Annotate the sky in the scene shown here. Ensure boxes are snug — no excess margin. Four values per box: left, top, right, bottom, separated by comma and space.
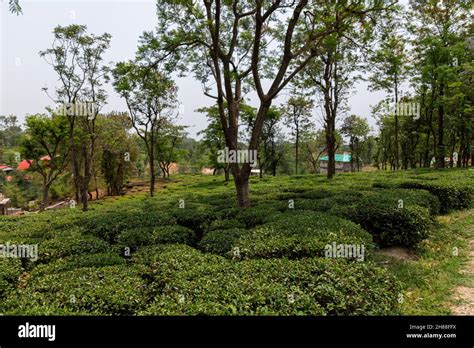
0, 0, 390, 139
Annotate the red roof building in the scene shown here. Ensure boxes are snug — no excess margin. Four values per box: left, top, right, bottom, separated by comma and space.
17, 160, 32, 171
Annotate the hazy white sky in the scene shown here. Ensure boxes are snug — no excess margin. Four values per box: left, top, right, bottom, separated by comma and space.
1, 0, 392, 138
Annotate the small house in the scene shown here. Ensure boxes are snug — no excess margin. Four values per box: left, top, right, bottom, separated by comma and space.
319, 153, 352, 174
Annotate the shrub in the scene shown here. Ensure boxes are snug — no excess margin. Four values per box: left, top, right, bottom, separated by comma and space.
170, 204, 217, 235
348, 198, 432, 247
40, 232, 110, 263
0, 258, 22, 299
153, 225, 196, 246
373, 177, 473, 213
80, 209, 176, 243
299, 189, 334, 200
207, 219, 246, 231
233, 211, 374, 260
291, 198, 339, 213
31, 252, 126, 276
398, 181, 473, 213
139, 245, 400, 315
131, 245, 169, 265
2, 265, 150, 315
117, 227, 154, 252
234, 205, 281, 228
199, 228, 249, 255
368, 189, 440, 216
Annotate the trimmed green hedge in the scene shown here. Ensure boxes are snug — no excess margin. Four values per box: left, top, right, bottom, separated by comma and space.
80, 209, 176, 243
234, 205, 281, 228
373, 177, 473, 213
31, 252, 126, 276
139, 245, 400, 315
398, 181, 473, 213
207, 218, 246, 231
153, 225, 196, 246
117, 227, 154, 252
0, 258, 22, 299
40, 232, 110, 263
233, 211, 374, 260
2, 265, 149, 315
348, 198, 433, 247
199, 228, 249, 255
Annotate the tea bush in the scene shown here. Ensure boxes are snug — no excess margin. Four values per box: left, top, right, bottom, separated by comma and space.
199, 228, 249, 255
233, 211, 374, 260
207, 218, 246, 231
0, 258, 22, 299
31, 252, 126, 276
153, 225, 197, 246
348, 198, 432, 247
80, 209, 176, 243
2, 265, 149, 315
398, 181, 473, 213
117, 227, 154, 252
139, 245, 400, 315
234, 205, 281, 228
39, 232, 110, 263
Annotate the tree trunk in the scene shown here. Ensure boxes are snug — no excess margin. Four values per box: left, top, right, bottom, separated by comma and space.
295, 128, 299, 175
40, 181, 50, 210
149, 137, 155, 197
81, 143, 90, 211
326, 126, 336, 179
435, 84, 445, 169
233, 172, 250, 208
394, 83, 399, 170
350, 137, 354, 172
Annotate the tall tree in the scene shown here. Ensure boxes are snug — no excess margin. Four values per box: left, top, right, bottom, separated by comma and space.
20, 113, 70, 209
198, 105, 230, 180
281, 92, 313, 175
40, 25, 111, 210
368, 28, 409, 170
155, 122, 187, 179
112, 59, 178, 196
340, 114, 370, 172
301, 0, 383, 179
97, 112, 136, 196
408, 0, 472, 169
146, 0, 395, 207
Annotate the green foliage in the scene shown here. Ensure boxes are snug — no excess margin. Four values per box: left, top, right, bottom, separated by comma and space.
234, 205, 281, 228
199, 228, 249, 255
0, 258, 22, 299
153, 225, 196, 245
398, 181, 473, 213
2, 265, 149, 315
40, 232, 110, 263
31, 252, 126, 276
233, 211, 374, 260
117, 227, 154, 252
1, 170, 472, 316
139, 245, 400, 315
80, 209, 175, 243
169, 204, 218, 235
348, 199, 432, 247
207, 218, 246, 231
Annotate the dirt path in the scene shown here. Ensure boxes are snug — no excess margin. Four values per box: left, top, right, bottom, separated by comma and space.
450, 237, 474, 315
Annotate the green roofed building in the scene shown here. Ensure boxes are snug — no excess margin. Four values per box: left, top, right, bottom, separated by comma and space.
319, 153, 352, 174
